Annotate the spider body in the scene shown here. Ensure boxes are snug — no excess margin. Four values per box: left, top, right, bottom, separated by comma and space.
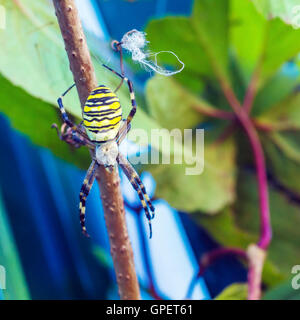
95, 140, 119, 167
83, 85, 122, 144
55, 64, 155, 238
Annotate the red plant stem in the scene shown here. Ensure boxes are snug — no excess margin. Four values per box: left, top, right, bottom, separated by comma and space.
198, 248, 248, 276
191, 104, 234, 120
218, 78, 272, 300
220, 82, 272, 250
243, 66, 260, 114
238, 114, 271, 249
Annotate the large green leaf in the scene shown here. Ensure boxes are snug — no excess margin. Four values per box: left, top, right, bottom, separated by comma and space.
0, 74, 90, 169
230, 0, 300, 87
0, 0, 135, 116
191, 0, 230, 82
253, 0, 300, 28
145, 138, 236, 213
144, 74, 236, 213
146, 0, 230, 86
146, 75, 207, 131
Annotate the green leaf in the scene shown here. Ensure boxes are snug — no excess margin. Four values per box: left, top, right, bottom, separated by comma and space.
143, 73, 236, 213
252, 73, 299, 117
263, 278, 300, 300
0, 74, 90, 169
146, 17, 211, 79
230, 0, 300, 87
0, 0, 131, 118
252, 0, 300, 28
146, 0, 230, 85
261, 132, 300, 193
146, 75, 206, 131
192, 0, 230, 82
145, 138, 236, 213
214, 283, 248, 300
255, 91, 300, 130
235, 171, 300, 281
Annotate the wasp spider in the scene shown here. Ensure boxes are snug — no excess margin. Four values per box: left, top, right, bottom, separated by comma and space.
55, 64, 155, 238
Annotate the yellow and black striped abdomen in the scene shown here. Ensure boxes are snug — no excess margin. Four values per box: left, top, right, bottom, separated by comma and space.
83, 85, 122, 143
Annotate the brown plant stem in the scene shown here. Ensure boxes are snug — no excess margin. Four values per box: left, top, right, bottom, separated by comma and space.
52, 0, 140, 300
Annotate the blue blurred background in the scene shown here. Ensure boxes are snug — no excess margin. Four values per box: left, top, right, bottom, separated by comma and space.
0, 0, 248, 300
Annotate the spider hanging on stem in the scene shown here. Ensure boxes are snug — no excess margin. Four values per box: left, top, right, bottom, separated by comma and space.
52, 38, 155, 238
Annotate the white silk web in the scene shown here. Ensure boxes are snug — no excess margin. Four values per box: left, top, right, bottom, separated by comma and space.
120, 30, 184, 76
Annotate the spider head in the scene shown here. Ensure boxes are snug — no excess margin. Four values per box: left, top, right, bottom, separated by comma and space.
95, 141, 119, 167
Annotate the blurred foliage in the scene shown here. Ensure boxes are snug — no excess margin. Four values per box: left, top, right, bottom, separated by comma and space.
263, 277, 300, 300
253, 0, 300, 27
0, 191, 30, 299
214, 283, 248, 300
143, 0, 300, 292
1, 0, 300, 298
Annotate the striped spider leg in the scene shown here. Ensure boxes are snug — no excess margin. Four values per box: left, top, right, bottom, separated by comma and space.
56, 83, 94, 149
51, 122, 90, 149
117, 153, 155, 238
79, 159, 98, 237
102, 64, 137, 129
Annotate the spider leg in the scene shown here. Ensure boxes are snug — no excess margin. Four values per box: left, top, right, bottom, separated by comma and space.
79, 160, 98, 237
57, 84, 77, 128
51, 123, 63, 140
57, 84, 92, 144
118, 153, 155, 216
102, 64, 137, 128
117, 153, 155, 238
116, 120, 131, 145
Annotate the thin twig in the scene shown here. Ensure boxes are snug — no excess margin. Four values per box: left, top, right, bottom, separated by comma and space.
52, 0, 140, 300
